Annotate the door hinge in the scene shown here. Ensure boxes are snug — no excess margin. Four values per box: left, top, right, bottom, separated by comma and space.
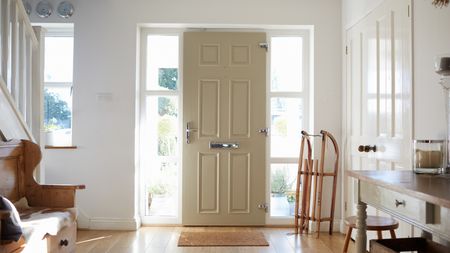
258, 203, 269, 213
408, 5, 410, 18
345, 46, 348, 55
259, 42, 269, 51
258, 128, 269, 137
344, 201, 347, 212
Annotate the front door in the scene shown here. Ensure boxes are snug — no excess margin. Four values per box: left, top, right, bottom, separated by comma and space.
182, 32, 267, 225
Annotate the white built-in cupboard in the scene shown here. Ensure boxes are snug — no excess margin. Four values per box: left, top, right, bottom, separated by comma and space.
343, 0, 418, 241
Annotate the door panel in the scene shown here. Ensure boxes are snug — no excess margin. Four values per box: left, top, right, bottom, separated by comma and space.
228, 153, 250, 213
345, 0, 413, 240
198, 153, 219, 214
229, 80, 250, 138
199, 80, 220, 138
183, 32, 266, 225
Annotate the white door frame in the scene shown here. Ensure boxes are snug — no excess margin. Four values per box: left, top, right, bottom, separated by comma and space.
137, 25, 313, 225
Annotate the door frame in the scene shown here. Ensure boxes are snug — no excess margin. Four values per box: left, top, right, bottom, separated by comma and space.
137, 25, 314, 225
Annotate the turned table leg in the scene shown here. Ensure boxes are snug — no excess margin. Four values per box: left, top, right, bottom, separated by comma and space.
355, 200, 367, 253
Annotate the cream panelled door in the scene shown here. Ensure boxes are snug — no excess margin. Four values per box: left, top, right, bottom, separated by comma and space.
344, 0, 412, 238
182, 32, 267, 225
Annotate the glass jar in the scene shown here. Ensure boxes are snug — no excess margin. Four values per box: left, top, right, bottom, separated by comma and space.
413, 140, 445, 174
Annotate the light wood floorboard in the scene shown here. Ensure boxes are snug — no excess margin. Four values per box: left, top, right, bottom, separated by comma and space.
76, 227, 355, 253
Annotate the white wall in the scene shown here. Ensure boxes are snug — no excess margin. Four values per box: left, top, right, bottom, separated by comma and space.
30, 0, 342, 229
342, 0, 384, 29
413, 1, 450, 139
343, 0, 450, 140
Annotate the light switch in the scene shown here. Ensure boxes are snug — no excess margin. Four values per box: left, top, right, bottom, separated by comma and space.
96, 92, 113, 102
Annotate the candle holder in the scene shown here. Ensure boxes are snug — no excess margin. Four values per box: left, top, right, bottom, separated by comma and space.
413, 140, 446, 174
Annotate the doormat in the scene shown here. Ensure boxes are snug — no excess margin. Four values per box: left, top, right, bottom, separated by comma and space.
178, 231, 269, 247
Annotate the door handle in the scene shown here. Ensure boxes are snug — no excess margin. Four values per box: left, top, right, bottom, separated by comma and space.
358, 145, 377, 152
395, 199, 405, 207
186, 122, 198, 144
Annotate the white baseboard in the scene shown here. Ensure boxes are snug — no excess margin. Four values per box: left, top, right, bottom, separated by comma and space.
340, 219, 346, 233
76, 209, 141, 230
88, 217, 140, 230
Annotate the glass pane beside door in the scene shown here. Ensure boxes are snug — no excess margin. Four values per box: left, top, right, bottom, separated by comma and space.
270, 164, 298, 216
268, 35, 307, 220
144, 96, 179, 217
270, 97, 303, 158
140, 34, 181, 223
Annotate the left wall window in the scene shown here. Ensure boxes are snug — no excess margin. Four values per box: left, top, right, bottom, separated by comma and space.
43, 28, 74, 146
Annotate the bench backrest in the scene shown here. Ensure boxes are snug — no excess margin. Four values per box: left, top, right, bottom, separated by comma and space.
0, 140, 41, 202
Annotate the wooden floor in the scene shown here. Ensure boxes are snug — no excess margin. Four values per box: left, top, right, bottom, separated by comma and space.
76, 227, 355, 253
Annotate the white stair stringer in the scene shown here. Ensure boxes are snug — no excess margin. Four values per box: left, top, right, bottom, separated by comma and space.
0, 77, 32, 140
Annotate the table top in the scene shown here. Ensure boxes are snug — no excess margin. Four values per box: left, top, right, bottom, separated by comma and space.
347, 170, 450, 209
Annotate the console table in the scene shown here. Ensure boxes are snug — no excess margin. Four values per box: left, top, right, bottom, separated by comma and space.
347, 170, 450, 253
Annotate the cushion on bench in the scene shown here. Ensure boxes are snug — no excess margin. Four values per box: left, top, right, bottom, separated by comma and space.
2, 195, 77, 247
20, 207, 76, 243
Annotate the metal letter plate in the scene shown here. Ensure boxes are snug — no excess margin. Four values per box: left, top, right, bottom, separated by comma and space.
209, 142, 239, 149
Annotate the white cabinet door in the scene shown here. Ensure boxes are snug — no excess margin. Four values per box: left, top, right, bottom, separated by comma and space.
344, 0, 413, 240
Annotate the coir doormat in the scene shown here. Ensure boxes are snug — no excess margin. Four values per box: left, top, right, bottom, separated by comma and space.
178, 231, 269, 247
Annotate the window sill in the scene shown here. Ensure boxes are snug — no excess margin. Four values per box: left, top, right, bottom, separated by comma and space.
45, 145, 77, 150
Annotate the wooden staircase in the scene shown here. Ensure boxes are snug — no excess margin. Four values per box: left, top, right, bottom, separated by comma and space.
0, 0, 43, 142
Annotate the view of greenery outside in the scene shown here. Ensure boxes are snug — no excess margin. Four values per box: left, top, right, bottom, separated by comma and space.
158, 68, 178, 90
270, 165, 298, 216
157, 115, 177, 156
44, 89, 71, 131
157, 68, 178, 157
271, 168, 294, 195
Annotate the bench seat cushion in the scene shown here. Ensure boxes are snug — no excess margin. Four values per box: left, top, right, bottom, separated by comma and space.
19, 207, 76, 244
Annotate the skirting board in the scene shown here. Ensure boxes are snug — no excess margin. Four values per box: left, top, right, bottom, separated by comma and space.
87, 217, 140, 230
77, 209, 141, 230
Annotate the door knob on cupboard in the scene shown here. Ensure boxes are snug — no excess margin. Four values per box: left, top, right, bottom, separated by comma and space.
395, 199, 406, 207
358, 145, 377, 153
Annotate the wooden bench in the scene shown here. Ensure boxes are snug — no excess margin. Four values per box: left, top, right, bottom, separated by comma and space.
0, 139, 85, 253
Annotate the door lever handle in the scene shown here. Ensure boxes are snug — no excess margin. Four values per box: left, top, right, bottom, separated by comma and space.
186, 122, 198, 144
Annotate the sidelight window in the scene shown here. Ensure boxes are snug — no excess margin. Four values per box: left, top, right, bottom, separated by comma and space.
267, 32, 310, 222
139, 33, 181, 224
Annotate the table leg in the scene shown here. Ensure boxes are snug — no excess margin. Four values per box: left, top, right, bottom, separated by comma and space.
355, 200, 367, 253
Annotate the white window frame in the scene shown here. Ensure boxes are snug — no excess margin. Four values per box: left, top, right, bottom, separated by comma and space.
42, 25, 74, 147
265, 29, 312, 225
138, 28, 183, 225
